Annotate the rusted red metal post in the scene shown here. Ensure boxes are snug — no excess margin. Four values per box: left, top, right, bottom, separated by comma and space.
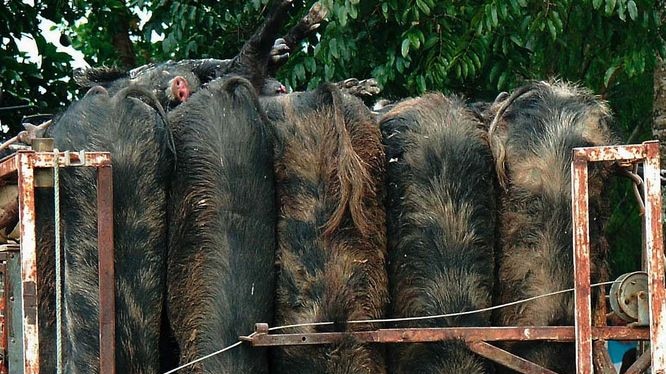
16, 152, 39, 374
571, 150, 593, 374
642, 141, 666, 374
97, 166, 115, 374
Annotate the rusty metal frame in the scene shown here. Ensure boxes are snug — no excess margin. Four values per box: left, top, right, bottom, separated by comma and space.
243, 141, 665, 374
0, 251, 7, 374
0, 150, 114, 374
573, 140, 665, 374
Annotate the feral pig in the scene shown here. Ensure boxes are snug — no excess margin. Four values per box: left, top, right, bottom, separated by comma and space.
261, 85, 388, 374
379, 93, 497, 374
489, 81, 615, 373
45, 84, 173, 373
164, 77, 277, 373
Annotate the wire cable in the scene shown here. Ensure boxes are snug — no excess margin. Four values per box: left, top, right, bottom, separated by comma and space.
162, 333, 256, 374
268, 280, 616, 332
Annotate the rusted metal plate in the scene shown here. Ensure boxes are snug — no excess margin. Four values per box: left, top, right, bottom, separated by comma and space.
244, 326, 649, 346
16, 153, 39, 374
572, 143, 647, 162
571, 154, 593, 374
467, 341, 558, 374
97, 166, 115, 374
642, 141, 666, 374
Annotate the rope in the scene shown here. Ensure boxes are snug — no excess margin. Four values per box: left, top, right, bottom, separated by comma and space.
163, 281, 615, 373
53, 149, 63, 374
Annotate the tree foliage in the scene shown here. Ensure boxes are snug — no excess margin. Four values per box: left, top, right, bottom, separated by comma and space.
0, 2, 74, 131
1, 0, 664, 273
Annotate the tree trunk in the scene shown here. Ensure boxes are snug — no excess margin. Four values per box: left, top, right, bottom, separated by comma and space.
112, 20, 136, 68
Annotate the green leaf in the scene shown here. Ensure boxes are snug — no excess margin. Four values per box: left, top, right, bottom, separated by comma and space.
188, 5, 196, 21
295, 63, 306, 81
349, 4, 358, 19
416, 0, 430, 16
551, 11, 563, 29
489, 63, 501, 83
329, 37, 339, 59
547, 19, 557, 40
424, 35, 438, 49
467, 58, 476, 77
304, 57, 316, 73
603, 65, 620, 86
497, 71, 508, 90
396, 57, 405, 73
476, 19, 484, 34
471, 52, 481, 69
324, 63, 334, 81
338, 4, 348, 26
617, 0, 626, 21
509, 0, 520, 13
408, 31, 421, 49
592, 0, 603, 9
627, 0, 638, 20
517, 0, 527, 6
499, 3, 508, 19
605, 0, 617, 15
401, 38, 410, 57
416, 74, 426, 92
491, 5, 498, 27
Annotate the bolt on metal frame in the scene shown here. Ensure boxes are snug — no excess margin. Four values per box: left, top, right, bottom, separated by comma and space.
244, 141, 665, 374
0, 150, 115, 374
